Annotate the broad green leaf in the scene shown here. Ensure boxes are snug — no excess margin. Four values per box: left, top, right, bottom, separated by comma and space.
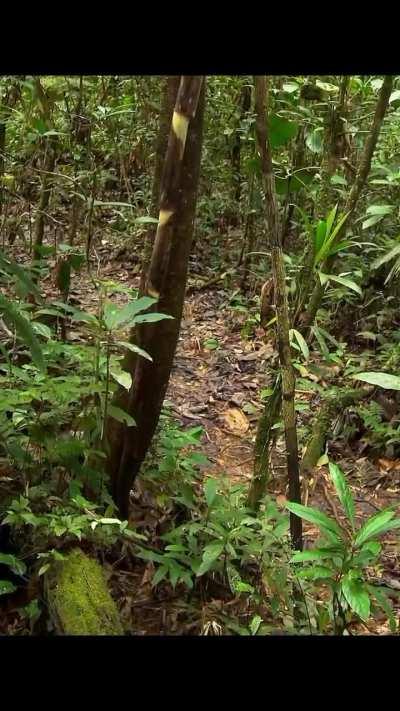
306, 128, 323, 153
365, 204, 393, 216
268, 115, 298, 149
204, 478, 218, 508
107, 405, 136, 427
285, 501, 344, 543
117, 341, 152, 361
275, 168, 316, 195
362, 214, 384, 230
0, 553, 27, 576
290, 328, 309, 360
314, 211, 349, 265
341, 575, 370, 621
110, 370, 132, 390
196, 541, 224, 577
297, 565, 334, 580
31, 321, 53, 339
0, 294, 45, 372
314, 220, 327, 256
351, 371, 400, 390
250, 615, 263, 635
354, 509, 396, 547
0, 580, 17, 595
328, 462, 355, 528
319, 273, 362, 296
0, 251, 41, 300
283, 82, 299, 93
291, 547, 344, 563
389, 89, 400, 103
134, 312, 174, 324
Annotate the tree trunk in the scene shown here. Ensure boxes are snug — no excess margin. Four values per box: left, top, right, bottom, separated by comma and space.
140, 76, 181, 289
106, 77, 205, 517
32, 138, 56, 262
231, 80, 251, 203
249, 76, 302, 550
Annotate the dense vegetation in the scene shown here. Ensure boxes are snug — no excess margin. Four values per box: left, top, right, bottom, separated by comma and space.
1, 75, 400, 636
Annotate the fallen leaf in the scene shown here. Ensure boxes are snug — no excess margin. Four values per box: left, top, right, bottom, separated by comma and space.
223, 407, 249, 434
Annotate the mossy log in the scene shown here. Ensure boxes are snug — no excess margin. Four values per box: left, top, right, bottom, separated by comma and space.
45, 548, 124, 636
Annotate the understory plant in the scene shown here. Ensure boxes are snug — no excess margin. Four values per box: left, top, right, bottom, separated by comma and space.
287, 460, 400, 634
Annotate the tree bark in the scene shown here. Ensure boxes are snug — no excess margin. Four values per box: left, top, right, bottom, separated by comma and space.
140, 76, 180, 289
249, 76, 302, 550
106, 77, 205, 517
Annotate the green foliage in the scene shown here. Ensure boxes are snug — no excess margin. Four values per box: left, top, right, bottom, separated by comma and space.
287, 461, 400, 632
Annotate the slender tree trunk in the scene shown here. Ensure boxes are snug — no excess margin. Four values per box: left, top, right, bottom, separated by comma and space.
301, 75, 393, 332
0, 79, 22, 215
106, 77, 205, 517
32, 138, 56, 262
249, 76, 302, 550
231, 80, 251, 203
139, 76, 180, 290
248, 76, 393, 516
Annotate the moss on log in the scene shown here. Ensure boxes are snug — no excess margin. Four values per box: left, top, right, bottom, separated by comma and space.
45, 548, 124, 636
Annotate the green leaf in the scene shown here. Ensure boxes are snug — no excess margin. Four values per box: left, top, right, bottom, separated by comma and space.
369, 586, 397, 633
372, 243, 400, 270
268, 115, 298, 149
351, 371, 400, 390
389, 89, 400, 103
362, 214, 385, 229
283, 82, 299, 94
365, 204, 393, 216
306, 128, 323, 153
341, 575, 370, 621
291, 547, 344, 563
319, 273, 362, 295
0, 580, 17, 595
314, 211, 349, 265
0, 553, 27, 576
204, 478, 218, 508
107, 405, 136, 427
354, 509, 396, 547
311, 325, 330, 360
290, 328, 309, 360
0, 251, 41, 300
134, 312, 174, 324
117, 341, 153, 361
325, 204, 339, 239
0, 294, 45, 372
314, 220, 327, 255
196, 541, 224, 577
110, 370, 132, 390
328, 462, 355, 528
250, 615, 263, 635
31, 321, 53, 339
134, 216, 159, 225
285, 501, 344, 543
297, 565, 334, 580
275, 168, 316, 196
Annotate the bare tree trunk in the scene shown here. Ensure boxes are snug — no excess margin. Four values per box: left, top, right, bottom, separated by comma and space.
231, 80, 251, 203
106, 77, 205, 517
32, 138, 56, 262
248, 76, 302, 550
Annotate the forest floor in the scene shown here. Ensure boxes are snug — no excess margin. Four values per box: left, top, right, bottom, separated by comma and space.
3, 242, 400, 635
63, 247, 400, 635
